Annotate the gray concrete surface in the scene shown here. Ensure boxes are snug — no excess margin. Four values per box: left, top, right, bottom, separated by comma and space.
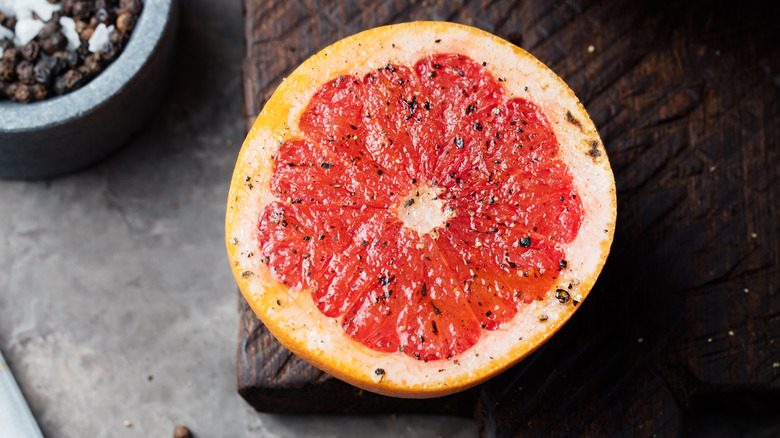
0, 1, 479, 437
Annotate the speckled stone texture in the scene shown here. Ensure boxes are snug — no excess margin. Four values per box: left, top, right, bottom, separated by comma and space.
0, 1, 478, 437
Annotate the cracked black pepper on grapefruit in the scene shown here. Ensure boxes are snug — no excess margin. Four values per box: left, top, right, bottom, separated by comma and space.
227, 21, 616, 398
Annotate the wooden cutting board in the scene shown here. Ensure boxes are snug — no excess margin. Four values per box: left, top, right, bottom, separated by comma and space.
238, 0, 780, 435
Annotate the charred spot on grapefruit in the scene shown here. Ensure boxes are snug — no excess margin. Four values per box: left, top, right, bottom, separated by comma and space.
227, 22, 616, 398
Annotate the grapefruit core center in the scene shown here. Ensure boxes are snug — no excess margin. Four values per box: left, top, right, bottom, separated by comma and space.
395, 184, 451, 236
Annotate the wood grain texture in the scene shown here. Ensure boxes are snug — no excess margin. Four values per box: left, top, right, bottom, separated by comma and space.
239, 0, 780, 434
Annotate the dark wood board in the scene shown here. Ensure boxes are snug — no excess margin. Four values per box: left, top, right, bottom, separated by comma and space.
238, 0, 780, 435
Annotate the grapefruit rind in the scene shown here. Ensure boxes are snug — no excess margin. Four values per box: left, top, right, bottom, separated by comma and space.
227, 21, 616, 398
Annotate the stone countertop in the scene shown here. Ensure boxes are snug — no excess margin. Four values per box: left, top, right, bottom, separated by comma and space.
0, 1, 478, 437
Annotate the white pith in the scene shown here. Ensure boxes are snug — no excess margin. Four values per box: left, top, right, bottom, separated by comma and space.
226, 22, 617, 397
395, 184, 451, 236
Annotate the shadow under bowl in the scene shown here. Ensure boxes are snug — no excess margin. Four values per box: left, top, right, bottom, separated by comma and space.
0, 0, 178, 180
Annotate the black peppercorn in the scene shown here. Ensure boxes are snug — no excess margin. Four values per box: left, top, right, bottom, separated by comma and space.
48, 56, 65, 76
3, 16, 17, 32
47, 52, 68, 75
115, 12, 135, 33
37, 21, 62, 40
555, 289, 571, 304
52, 51, 77, 70
16, 60, 35, 85
72, 1, 93, 20
79, 27, 94, 42
54, 69, 84, 95
109, 28, 128, 45
95, 8, 115, 25
2, 47, 18, 63
12, 83, 32, 103
75, 43, 90, 62
76, 65, 89, 78
100, 42, 120, 62
173, 425, 193, 438
20, 41, 40, 62
5, 82, 19, 99
119, 0, 143, 15
61, 0, 75, 15
0, 59, 15, 82
52, 33, 68, 53
40, 32, 68, 56
34, 60, 52, 85
519, 237, 532, 248
31, 83, 47, 101
82, 52, 103, 77
39, 39, 55, 56
74, 19, 89, 35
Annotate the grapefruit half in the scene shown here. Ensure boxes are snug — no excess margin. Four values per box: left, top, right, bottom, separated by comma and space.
227, 22, 616, 398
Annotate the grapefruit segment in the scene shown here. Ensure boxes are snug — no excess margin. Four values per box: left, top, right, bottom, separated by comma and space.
415, 54, 506, 181
227, 21, 616, 398
362, 64, 425, 179
298, 75, 364, 147
340, 226, 417, 354
398, 236, 481, 361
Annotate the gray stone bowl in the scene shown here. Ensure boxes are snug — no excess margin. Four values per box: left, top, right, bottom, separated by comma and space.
0, 0, 178, 180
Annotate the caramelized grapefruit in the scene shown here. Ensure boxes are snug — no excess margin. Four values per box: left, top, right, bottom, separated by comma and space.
227, 22, 616, 398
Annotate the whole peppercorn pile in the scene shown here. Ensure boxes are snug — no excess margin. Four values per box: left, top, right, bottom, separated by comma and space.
0, 0, 143, 103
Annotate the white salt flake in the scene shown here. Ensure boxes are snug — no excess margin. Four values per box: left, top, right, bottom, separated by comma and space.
2, 0, 60, 21
0, 24, 12, 41
59, 16, 81, 51
29, 0, 60, 21
13, 17, 43, 46
0, 0, 26, 19
88, 23, 114, 53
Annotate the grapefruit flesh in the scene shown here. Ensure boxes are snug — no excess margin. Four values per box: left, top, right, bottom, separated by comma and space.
227, 22, 616, 398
